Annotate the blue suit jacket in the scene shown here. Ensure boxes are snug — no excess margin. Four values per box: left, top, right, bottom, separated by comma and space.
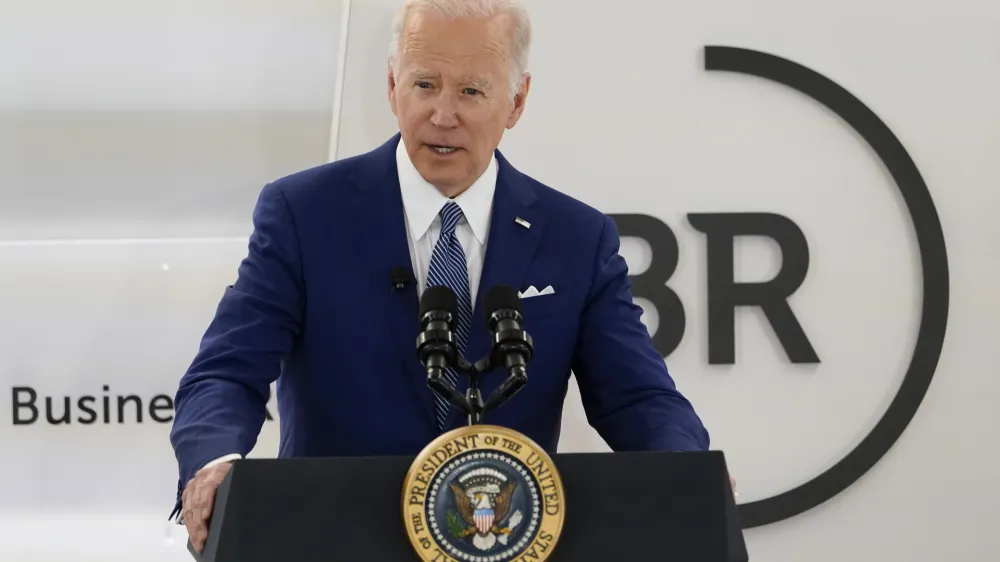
170, 134, 709, 502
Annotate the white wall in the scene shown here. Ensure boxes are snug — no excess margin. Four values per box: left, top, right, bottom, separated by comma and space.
336, 1, 999, 561
0, 0, 344, 241
2, 0, 998, 561
1, 1, 344, 560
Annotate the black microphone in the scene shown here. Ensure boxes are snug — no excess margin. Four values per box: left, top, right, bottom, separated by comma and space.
390, 265, 415, 291
482, 285, 533, 411
415, 285, 468, 412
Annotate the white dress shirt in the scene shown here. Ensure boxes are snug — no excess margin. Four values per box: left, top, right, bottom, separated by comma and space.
196, 138, 498, 473
396, 137, 497, 305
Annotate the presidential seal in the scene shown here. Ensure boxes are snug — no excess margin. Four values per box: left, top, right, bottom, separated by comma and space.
403, 425, 565, 562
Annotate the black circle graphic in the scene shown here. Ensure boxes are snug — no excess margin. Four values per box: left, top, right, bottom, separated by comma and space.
703, 46, 950, 528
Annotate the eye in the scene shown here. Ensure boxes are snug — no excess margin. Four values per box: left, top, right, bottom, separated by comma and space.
416, 81, 432, 89
462, 88, 481, 96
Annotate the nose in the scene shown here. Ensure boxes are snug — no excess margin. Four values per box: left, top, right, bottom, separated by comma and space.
429, 92, 459, 129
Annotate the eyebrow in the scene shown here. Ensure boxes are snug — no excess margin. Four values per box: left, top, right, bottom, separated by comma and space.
406, 68, 491, 90
461, 76, 491, 90
407, 68, 437, 80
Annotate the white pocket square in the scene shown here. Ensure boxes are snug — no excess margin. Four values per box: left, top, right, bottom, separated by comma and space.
518, 285, 554, 299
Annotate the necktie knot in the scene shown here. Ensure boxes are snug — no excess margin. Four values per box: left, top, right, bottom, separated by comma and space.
439, 201, 464, 237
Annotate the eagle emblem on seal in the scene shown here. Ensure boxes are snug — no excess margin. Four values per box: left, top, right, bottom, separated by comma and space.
447, 467, 524, 551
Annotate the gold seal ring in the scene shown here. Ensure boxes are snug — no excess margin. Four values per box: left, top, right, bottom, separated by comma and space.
402, 424, 565, 561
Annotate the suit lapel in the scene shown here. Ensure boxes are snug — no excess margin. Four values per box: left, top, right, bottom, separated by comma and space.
447, 151, 545, 427
349, 135, 438, 428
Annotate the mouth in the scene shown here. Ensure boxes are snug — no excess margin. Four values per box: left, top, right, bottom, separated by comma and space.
426, 144, 460, 155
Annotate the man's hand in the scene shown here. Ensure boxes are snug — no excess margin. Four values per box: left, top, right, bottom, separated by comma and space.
182, 462, 233, 553
730, 475, 738, 499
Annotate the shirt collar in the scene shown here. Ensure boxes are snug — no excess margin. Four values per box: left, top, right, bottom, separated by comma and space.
396, 137, 496, 246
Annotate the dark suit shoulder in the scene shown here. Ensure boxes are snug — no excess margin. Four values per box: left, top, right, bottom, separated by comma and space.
264, 155, 358, 203
516, 171, 611, 234
257, 138, 398, 221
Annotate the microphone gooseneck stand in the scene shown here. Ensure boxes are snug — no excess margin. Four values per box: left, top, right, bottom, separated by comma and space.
416, 286, 534, 426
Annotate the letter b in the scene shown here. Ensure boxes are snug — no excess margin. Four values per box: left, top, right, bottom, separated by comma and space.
608, 214, 685, 357
13, 387, 39, 425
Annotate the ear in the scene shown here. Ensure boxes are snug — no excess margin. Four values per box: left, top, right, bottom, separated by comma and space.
388, 65, 399, 116
506, 72, 531, 129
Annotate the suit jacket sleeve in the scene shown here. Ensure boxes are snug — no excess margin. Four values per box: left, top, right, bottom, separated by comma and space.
170, 182, 305, 488
571, 215, 710, 452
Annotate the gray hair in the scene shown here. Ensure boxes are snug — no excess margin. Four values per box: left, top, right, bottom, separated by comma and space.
388, 0, 532, 101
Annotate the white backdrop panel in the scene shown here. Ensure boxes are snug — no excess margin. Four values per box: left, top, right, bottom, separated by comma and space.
333, 1, 999, 560
0, 240, 280, 561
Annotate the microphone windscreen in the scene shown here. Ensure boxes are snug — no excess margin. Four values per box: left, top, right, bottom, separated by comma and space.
420, 285, 458, 318
483, 285, 522, 326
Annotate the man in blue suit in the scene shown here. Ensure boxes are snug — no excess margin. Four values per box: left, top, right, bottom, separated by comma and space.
171, 0, 711, 551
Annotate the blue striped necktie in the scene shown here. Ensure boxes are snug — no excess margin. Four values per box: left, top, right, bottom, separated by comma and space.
426, 201, 472, 430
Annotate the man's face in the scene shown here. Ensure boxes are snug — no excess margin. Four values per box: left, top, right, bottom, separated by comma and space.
389, 10, 529, 195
